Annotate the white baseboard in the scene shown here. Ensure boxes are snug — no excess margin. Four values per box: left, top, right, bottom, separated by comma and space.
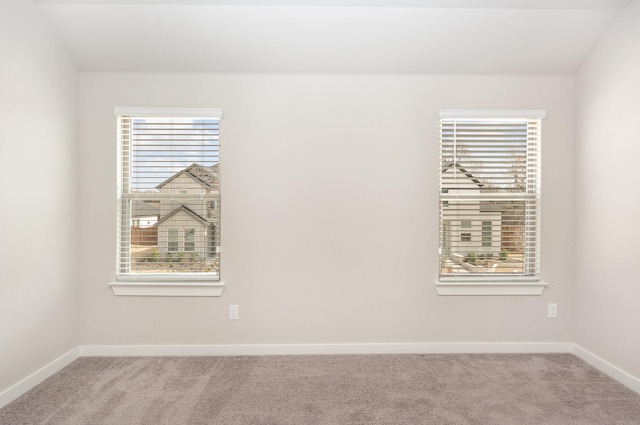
0, 347, 81, 409
572, 344, 640, 394
79, 342, 573, 357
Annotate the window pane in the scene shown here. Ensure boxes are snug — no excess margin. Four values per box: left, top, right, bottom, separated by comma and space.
439, 116, 541, 280
168, 229, 179, 252
185, 229, 195, 252
117, 114, 221, 278
482, 221, 492, 247
130, 118, 219, 192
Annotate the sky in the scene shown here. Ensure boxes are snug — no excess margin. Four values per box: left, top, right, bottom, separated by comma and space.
130, 117, 220, 192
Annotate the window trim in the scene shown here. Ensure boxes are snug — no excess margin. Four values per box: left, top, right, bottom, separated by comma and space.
108, 280, 225, 297
113, 106, 224, 297
439, 109, 546, 120
436, 109, 546, 296
434, 280, 548, 296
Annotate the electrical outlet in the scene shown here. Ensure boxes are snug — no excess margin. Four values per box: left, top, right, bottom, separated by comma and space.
547, 303, 558, 319
229, 305, 239, 320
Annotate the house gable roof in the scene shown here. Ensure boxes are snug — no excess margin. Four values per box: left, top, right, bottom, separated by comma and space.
155, 205, 209, 227
156, 163, 219, 191
131, 199, 160, 218
441, 162, 484, 188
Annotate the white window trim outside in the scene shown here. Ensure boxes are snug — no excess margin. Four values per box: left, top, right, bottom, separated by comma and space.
113, 106, 225, 297
436, 109, 547, 296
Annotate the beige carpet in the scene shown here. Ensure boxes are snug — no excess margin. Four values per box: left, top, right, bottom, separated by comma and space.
1, 354, 639, 424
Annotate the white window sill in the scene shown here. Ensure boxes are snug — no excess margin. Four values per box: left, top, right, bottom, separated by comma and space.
435, 280, 548, 296
109, 281, 225, 297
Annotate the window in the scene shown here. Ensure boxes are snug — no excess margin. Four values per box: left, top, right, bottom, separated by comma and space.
438, 109, 545, 294
208, 225, 217, 257
482, 221, 492, 247
114, 107, 223, 295
184, 229, 195, 252
168, 229, 179, 252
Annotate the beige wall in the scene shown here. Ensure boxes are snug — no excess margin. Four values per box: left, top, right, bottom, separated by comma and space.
575, 0, 640, 378
0, 0, 79, 394
78, 73, 575, 346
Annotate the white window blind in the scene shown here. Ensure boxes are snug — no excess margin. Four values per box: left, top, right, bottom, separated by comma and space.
116, 107, 222, 282
439, 110, 544, 282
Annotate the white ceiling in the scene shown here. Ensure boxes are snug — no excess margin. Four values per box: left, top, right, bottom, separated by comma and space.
34, 0, 633, 74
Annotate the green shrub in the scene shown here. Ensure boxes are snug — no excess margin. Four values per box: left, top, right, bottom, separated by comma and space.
465, 252, 477, 265
150, 249, 160, 263
500, 248, 509, 260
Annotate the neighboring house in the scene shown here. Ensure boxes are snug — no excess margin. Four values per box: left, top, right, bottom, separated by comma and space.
154, 163, 220, 260
131, 200, 160, 228
441, 163, 502, 258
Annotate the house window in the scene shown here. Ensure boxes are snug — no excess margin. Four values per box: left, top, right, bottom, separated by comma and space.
482, 221, 492, 247
184, 229, 195, 252
442, 221, 450, 252
208, 224, 217, 257
438, 109, 544, 285
168, 229, 179, 252
115, 107, 223, 286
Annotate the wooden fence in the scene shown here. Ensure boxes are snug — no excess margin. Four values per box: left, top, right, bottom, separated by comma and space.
131, 226, 158, 246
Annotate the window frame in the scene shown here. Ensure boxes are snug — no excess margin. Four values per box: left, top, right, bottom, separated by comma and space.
435, 109, 547, 296
110, 106, 225, 297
